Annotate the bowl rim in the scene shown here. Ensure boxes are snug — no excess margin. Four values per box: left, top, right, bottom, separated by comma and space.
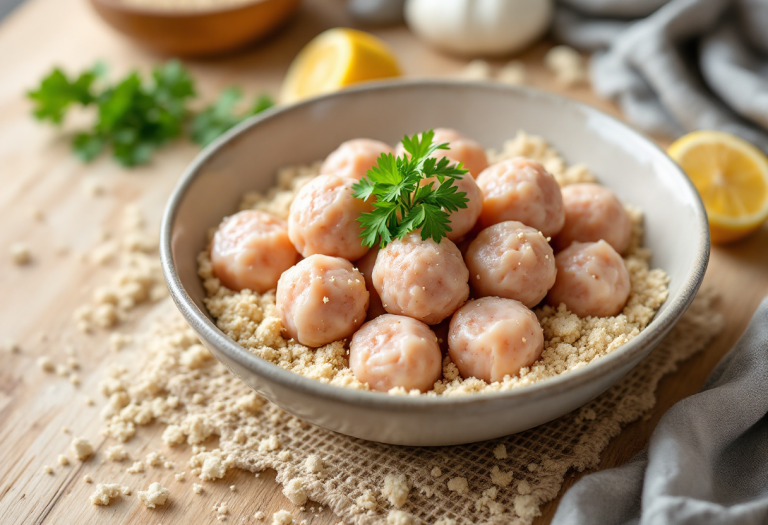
160, 79, 710, 411
90, 0, 281, 18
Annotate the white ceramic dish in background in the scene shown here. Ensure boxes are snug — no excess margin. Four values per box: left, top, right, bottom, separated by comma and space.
160, 81, 709, 446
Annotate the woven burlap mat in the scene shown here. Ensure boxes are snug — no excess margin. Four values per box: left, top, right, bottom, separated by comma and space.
125, 289, 722, 524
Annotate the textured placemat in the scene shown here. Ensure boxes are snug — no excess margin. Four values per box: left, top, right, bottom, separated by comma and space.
108, 288, 722, 525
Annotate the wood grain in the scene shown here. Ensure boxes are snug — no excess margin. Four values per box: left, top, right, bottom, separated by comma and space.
0, 0, 766, 524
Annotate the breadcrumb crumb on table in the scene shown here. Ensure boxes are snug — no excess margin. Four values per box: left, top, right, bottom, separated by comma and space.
43, 465, 53, 474
493, 444, 508, 460
192, 483, 203, 494
105, 445, 128, 462
127, 461, 144, 474
37, 356, 54, 372
90, 483, 125, 506
10, 243, 31, 265
70, 437, 93, 461
282, 478, 307, 505
272, 510, 293, 525
138, 482, 169, 508
57, 455, 69, 466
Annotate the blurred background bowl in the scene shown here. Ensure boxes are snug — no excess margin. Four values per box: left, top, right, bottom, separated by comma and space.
89, 0, 301, 57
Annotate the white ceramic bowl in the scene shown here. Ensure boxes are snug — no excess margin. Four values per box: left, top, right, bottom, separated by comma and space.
160, 81, 709, 446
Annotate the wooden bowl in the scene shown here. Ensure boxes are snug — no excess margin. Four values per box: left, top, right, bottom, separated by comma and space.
89, 0, 301, 57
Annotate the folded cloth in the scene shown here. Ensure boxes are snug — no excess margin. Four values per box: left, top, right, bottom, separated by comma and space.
551, 295, 768, 525
553, 0, 768, 152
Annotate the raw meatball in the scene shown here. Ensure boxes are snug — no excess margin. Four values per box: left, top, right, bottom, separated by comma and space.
547, 240, 630, 317
448, 297, 544, 383
276, 255, 369, 347
372, 233, 469, 325
396, 128, 489, 178
288, 174, 373, 261
349, 314, 442, 392
420, 173, 482, 242
465, 221, 556, 307
476, 157, 565, 236
356, 247, 386, 320
211, 210, 300, 293
553, 183, 632, 254
320, 139, 394, 180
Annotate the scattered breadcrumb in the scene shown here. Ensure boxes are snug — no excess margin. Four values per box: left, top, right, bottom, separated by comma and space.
127, 461, 144, 474
272, 510, 293, 525
258, 435, 281, 452
447, 477, 469, 495
175, 471, 187, 482
83, 475, 93, 483
10, 243, 31, 265
381, 473, 410, 508
43, 465, 53, 474
544, 45, 588, 87
3, 339, 20, 353
106, 445, 128, 462
37, 356, 54, 372
431, 467, 442, 478
90, 483, 125, 506
229, 484, 236, 492
254, 511, 266, 520
57, 455, 69, 466
460, 59, 492, 80
304, 454, 325, 475
490, 465, 514, 488
282, 478, 307, 506
193, 483, 203, 494
493, 444, 508, 460
387, 509, 415, 525
71, 437, 93, 461
145, 451, 162, 466
138, 482, 169, 508
498, 60, 527, 85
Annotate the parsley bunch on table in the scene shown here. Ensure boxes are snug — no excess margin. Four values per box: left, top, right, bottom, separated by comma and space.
27, 61, 274, 167
352, 130, 469, 248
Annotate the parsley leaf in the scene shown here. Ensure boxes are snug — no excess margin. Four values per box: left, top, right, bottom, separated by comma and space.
191, 88, 274, 146
27, 64, 102, 124
352, 130, 469, 248
27, 60, 273, 167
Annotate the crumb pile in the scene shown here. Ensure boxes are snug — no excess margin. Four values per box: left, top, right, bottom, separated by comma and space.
199, 132, 670, 396
83, 287, 720, 524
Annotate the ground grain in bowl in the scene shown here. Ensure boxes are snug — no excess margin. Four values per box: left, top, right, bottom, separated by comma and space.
199, 131, 669, 396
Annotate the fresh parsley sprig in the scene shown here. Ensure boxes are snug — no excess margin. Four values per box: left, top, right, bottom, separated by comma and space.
352, 130, 469, 248
27, 61, 274, 167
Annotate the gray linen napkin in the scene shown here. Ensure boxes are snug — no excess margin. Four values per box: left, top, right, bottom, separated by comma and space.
551, 295, 768, 525
553, 0, 768, 152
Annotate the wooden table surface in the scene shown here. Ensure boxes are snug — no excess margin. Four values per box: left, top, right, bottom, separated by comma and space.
1, 0, 767, 524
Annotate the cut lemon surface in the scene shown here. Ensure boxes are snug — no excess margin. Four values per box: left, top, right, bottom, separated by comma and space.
280, 28, 401, 104
668, 130, 768, 244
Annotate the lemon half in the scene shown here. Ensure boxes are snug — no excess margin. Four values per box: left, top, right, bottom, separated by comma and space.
281, 28, 401, 104
668, 130, 768, 244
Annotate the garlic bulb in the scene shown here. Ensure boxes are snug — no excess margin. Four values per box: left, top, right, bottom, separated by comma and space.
405, 0, 553, 57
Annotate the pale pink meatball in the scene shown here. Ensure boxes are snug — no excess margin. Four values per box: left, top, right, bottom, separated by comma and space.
288, 174, 373, 261
320, 139, 394, 180
448, 297, 544, 383
395, 128, 489, 178
547, 241, 630, 317
356, 247, 386, 320
476, 157, 565, 236
465, 221, 556, 307
276, 255, 369, 347
349, 314, 442, 392
553, 183, 633, 254
211, 210, 300, 293
419, 174, 482, 242
372, 233, 469, 325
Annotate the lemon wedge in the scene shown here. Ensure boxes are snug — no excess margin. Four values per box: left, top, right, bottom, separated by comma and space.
281, 28, 401, 104
668, 130, 768, 244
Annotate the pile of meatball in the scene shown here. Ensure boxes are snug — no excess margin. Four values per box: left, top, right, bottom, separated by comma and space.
210, 129, 634, 394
